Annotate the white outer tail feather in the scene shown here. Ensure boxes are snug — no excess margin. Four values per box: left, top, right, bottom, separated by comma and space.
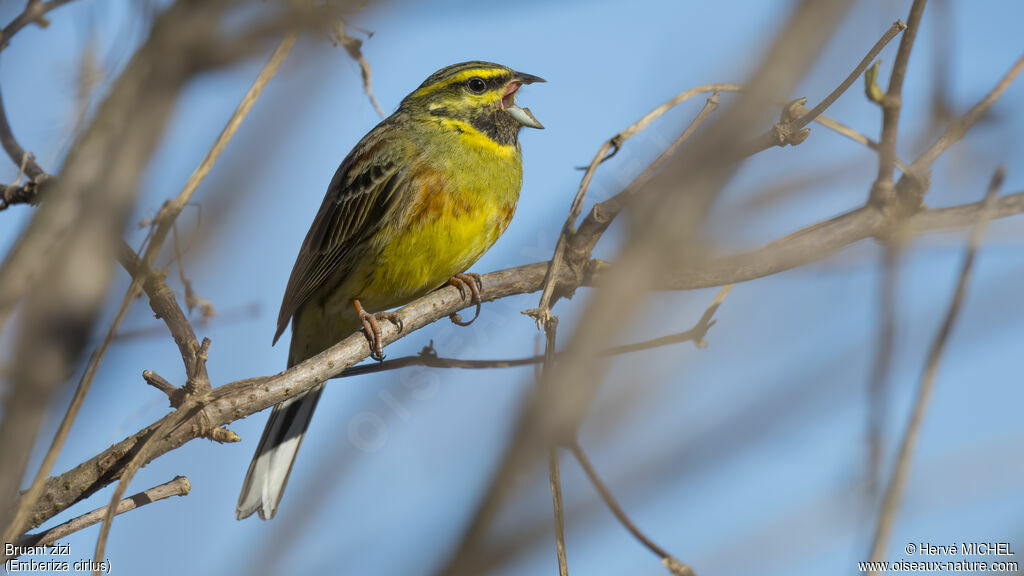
236, 385, 324, 520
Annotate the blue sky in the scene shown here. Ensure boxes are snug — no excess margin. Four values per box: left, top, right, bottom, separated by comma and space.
2, 1, 1024, 575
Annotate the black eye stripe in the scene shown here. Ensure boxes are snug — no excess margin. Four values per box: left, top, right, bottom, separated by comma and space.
488, 74, 511, 91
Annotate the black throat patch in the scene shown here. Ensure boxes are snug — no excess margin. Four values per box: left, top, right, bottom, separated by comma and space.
468, 108, 521, 147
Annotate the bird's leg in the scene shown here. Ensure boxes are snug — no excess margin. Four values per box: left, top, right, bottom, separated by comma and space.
353, 299, 403, 361
445, 273, 483, 327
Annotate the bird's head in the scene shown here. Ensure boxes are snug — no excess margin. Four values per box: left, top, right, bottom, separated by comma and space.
401, 61, 544, 146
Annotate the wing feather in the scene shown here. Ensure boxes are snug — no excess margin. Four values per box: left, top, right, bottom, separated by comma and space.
274, 124, 406, 343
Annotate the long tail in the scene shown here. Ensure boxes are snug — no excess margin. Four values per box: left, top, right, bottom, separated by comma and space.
237, 302, 357, 520
235, 385, 324, 520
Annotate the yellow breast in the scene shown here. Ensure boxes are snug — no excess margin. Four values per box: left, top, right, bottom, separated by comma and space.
354, 132, 522, 311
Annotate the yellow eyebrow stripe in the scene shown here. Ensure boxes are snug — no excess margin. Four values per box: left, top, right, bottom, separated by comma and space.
412, 68, 509, 98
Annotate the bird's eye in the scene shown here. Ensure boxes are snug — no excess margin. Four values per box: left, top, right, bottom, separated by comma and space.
467, 77, 487, 94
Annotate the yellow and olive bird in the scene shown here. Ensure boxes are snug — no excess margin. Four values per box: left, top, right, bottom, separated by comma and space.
236, 61, 544, 520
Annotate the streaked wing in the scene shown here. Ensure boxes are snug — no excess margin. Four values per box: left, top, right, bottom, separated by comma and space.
274, 125, 405, 343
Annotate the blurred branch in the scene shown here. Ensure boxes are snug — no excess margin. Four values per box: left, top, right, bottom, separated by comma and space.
86, 32, 294, 569
867, 167, 1005, 572
866, 243, 899, 497
447, 3, 889, 570
0, 86, 47, 181
90, 33, 303, 545
8, 476, 190, 558
113, 302, 259, 341
0, 0, 256, 542
117, 31, 295, 392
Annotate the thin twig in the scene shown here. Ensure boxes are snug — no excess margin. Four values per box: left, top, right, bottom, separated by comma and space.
544, 317, 569, 575
90, 408, 194, 574
743, 19, 907, 155
867, 167, 1004, 572
0, 86, 47, 182
143, 370, 183, 407
10, 476, 190, 556
548, 445, 568, 575
569, 441, 694, 576
528, 83, 742, 327
870, 0, 927, 205
333, 21, 386, 119
806, 112, 911, 173
792, 20, 907, 133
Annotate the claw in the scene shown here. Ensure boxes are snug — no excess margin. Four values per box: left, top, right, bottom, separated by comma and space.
353, 300, 403, 361
445, 273, 482, 326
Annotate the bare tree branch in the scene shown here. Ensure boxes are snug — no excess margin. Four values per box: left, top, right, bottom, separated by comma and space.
8, 476, 190, 558
867, 167, 1005, 572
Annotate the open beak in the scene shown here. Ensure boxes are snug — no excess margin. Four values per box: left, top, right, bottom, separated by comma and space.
501, 71, 545, 129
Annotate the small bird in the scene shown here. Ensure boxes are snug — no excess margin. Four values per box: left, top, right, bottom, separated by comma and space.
237, 61, 544, 520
